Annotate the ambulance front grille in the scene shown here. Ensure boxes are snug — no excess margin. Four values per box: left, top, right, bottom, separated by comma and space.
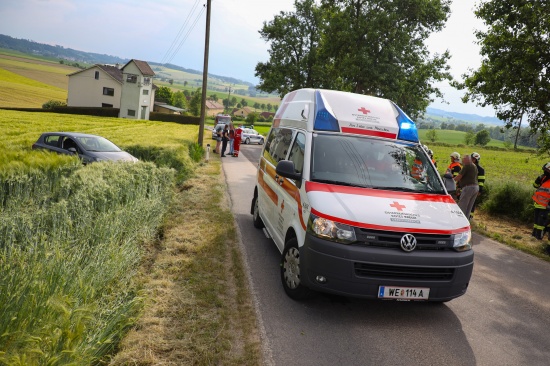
355, 228, 453, 251
354, 263, 455, 281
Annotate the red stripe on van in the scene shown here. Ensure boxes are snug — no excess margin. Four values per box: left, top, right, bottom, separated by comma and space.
311, 208, 469, 235
305, 181, 455, 204
341, 127, 397, 139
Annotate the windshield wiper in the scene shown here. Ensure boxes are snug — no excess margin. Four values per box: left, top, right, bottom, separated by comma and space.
312, 179, 369, 188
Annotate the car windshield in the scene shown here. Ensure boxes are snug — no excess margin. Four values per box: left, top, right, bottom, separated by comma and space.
76, 136, 122, 152
218, 116, 231, 123
311, 134, 445, 193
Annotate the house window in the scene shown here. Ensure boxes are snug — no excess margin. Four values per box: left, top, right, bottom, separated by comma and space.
143, 89, 149, 95
143, 77, 151, 85
95, 71, 99, 80
103, 87, 114, 96
126, 74, 137, 83
128, 109, 136, 117
102, 103, 113, 108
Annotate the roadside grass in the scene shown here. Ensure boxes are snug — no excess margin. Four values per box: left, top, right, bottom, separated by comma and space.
110, 154, 262, 365
419, 129, 520, 148
0, 68, 67, 107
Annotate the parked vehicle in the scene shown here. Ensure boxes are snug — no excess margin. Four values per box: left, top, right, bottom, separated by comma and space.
242, 128, 264, 145
32, 132, 138, 164
251, 88, 473, 302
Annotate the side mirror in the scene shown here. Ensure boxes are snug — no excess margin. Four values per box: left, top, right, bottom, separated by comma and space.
68, 147, 77, 154
276, 160, 302, 181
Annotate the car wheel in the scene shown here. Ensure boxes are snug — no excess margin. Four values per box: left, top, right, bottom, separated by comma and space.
281, 238, 311, 300
252, 195, 264, 229
259, 138, 264, 145
245, 137, 250, 144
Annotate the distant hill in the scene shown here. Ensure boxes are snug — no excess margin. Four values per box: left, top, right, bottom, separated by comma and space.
0, 33, 254, 87
426, 107, 503, 126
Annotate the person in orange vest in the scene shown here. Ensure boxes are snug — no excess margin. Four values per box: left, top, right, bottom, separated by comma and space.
411, 156, 424, 180
232, 125, 243, 157
532, 163, 550, 255
443, 152, 462, 200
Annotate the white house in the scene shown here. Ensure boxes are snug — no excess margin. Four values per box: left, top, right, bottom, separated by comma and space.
119, 60, 155, 120
66, 59, 156, 120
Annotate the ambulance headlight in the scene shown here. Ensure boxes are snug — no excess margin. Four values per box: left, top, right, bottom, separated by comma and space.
308, 214, 356, 244
453, 230, 472, 252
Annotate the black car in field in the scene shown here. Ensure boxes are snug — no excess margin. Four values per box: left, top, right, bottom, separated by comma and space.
32, 132, 138, 164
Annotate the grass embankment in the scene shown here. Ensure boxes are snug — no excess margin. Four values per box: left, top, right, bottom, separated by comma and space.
0, 110, 261, 364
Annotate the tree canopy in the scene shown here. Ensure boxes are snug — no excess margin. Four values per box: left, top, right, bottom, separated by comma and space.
255, 0, 453, 119
457, 0, 550, 149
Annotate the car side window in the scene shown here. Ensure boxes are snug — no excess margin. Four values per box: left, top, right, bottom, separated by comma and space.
44, 135, 60, 147
288, 132, 306, 174
263, 128, 293, 166
61, 137, 79, 153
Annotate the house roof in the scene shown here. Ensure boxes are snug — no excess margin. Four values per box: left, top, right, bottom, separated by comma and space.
154, 102, 184, 112
205, 100, 224, 109
260, 112, 275, 118
67, 64, 123, 84
122, 59, 155, 76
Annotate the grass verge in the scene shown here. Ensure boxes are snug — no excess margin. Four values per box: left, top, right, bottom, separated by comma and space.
110, 156, 262, 365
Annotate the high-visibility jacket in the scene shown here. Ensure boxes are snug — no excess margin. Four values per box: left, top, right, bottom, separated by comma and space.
411, 158, 424, 180
533, 174, 550, 209
448, 162, 462, 177
475, 163, 485, 193
532, 178, 550, 208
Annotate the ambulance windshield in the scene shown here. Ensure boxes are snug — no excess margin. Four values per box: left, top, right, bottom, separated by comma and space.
311, 134, 445, 194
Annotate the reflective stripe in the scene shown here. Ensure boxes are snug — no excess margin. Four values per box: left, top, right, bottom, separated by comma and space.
534, 203, 546, 209
534, 224, 546, 230
478, 175, 486, 180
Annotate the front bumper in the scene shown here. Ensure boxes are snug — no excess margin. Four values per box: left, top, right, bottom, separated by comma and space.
299, 233, 474, 301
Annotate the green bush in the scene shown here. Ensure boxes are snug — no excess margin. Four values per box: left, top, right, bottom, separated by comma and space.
481, 181, 534, 222
42, 100, 67, 109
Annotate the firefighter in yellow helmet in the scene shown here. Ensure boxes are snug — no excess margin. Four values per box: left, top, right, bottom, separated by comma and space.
443, 152, 462, 200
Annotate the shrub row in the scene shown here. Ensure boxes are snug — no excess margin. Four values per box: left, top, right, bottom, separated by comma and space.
479, 181, 534, 223
149, 112, 200, 125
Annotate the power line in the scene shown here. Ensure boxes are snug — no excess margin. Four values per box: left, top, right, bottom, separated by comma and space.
161, 0, 201, 64
165, 5, 206, 64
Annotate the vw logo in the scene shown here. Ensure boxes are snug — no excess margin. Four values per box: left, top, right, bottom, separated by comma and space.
400, 234, 417, 252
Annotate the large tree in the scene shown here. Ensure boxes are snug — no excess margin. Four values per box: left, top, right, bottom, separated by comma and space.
457, 0, 550, 150
255, 0, 325, 96
255, 0, 453, 119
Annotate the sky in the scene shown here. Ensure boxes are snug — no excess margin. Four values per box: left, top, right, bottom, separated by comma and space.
0, 0, 496, 117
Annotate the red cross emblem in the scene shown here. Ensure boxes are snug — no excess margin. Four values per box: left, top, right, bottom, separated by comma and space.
390, 201, 406, 211
358, 107, 371, 114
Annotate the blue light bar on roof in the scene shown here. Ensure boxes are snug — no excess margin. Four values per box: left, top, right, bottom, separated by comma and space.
313, 90, 340, 131
393, 103, 419, 143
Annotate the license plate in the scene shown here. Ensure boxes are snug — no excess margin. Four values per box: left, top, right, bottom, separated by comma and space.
378, 286, 430, 300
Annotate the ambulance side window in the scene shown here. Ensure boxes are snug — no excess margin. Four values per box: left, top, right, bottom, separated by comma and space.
263, 128, 293, 165
288, 132, 306, 174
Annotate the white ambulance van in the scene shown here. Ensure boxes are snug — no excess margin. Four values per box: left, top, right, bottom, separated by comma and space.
251, 88, 473, 302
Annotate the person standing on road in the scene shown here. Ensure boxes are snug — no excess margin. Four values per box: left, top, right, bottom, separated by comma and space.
531, 163, 550, 255
470, 152, 485, 220
228, 123, 235, 156
214, 125, 223, 154
444, 152, 462, 200
233, 125, 243, 157
454, 154, 478, 220
221, 124, 229, 157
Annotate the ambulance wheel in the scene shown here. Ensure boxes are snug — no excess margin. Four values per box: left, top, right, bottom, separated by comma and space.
245, 137, 250, 144
252, 195, 264, 229
281, 238, 311, 300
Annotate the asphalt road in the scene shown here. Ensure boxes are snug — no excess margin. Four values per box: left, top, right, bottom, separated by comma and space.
222, 143, 550, 366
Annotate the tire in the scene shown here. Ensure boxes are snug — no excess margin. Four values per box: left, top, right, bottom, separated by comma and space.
245, 137, 250, 144
281, 238, 311, 300
259, 138, 264, 145
252, 195, 264, 229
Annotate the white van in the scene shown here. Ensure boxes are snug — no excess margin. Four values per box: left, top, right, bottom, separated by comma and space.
251, 89, 473, 302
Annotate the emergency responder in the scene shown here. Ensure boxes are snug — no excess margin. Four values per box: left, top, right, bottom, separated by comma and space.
454, 154, 478, 219
532, 163, 550, 255
411, 155, 424, 180
470, 152, 485, 220
428, 149, 437, 168
444, 152, 462, 200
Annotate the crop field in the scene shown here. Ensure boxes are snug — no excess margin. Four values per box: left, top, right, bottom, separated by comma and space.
0, 110, 201, 364
0, 67, 67, 108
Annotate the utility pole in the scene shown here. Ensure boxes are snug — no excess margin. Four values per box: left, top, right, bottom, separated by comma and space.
198, 0, 211, 146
